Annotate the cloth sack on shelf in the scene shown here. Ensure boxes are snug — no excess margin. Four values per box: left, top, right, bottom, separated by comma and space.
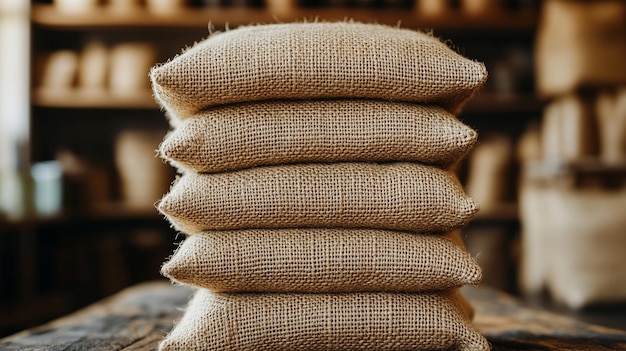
77, 41, 108, 91
540, 94, 597, 161
39, 50, 79, 90
518, 182, 552, 296
159, 100, 477, 173
115, 130, 175, 210
158, 162, 478, 234
595, 88, 626, 163
544, 186, 626, 309
535, 0, 626, 97
161, 229, 481, 293
158, 289, 489, 351
465, 134, 514, 210
151, 21, 487, 121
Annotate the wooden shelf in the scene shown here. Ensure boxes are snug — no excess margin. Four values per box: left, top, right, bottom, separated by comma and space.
33, 89, 157, 109
463, 93, 542, 114
1, 203, 162, 232
524, 158, 626, 180
473, 202, 519, 223
32, 4, 538, 31
567, 159, 626, 177
34, 88, 538, 113
2, 201, 518, 228
88, 202, 164, 221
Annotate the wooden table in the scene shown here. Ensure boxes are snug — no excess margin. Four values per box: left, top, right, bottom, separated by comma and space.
1, 281, 625, 350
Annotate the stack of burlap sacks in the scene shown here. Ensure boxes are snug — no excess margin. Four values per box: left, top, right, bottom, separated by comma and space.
150, 22, 489, 351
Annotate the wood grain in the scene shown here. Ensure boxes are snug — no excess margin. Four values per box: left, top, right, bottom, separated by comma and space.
465, 286, 626, 350
1, 282, 625, 350
0, 281, 192, 351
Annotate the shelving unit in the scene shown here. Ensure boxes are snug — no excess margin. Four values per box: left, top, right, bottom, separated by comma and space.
0, 0, 547, 337
523, 158, 626, 190
32, 88, 542, 114
33, 88, 157, 109
527, 158, 626, 178
473, 202, 519, 223
29, 1, 542, 211
32, 3, 538, 31
29, 1, 542, 118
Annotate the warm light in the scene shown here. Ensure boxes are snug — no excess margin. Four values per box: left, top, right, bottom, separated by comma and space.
0, 0, 30, 217
0, 0, 29, 171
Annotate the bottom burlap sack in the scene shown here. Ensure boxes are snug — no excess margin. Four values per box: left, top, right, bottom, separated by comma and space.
161, 229, 481, 293
159, 290, 489, 351
158, 162, 477, 234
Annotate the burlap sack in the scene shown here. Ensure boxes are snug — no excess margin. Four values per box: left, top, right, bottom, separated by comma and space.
159, 100, 477, 173
535, 0, 626, 97
518, 183, 551, 296
540, 94, 597, 161
596, 88, 626, 163
544, 187, 626, 308
161, 229, 481, 293
150, 22, 487, 121
158, 162, 478, 234
158, 290, 490, 351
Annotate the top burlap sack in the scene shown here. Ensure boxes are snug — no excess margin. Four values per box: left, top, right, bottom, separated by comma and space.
151, 22, 487, 121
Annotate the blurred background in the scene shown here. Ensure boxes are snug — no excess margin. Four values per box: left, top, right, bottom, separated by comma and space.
1, 0, 625, 337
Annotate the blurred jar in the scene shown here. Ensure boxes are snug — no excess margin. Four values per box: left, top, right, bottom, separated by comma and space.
30, 161, 64, 217
146, 0, 187, 15
108, 0, 142, 12
491, 47, 534, 95
115, 130, 174, 210
77, 41, 109, 92
540, 94, 597, 161
416, 0, 449, 17
55, 150, 111, 212
461, 0, 503, 16
265, 0, 297, 16
39, 50, 79, 91
55, 0, 100, 14
465, 134, 514, 210
109, 43, 157, 95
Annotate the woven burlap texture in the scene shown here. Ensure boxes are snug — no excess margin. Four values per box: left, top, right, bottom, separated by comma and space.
158, 162, 478, 234
158, 289, 489, 351
151, 22, 487, 121
161, 229, 481, 293
159, 100, 477, 173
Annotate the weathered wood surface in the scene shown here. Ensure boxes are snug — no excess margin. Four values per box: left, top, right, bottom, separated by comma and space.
1, 281, 626, 350
0, 282, 192, 351
464, 287, 626, 350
